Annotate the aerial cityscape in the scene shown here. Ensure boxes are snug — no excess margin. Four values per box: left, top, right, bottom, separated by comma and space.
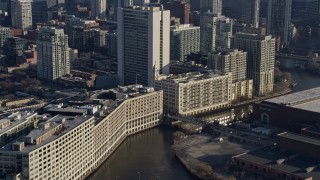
0, 0, 319, 179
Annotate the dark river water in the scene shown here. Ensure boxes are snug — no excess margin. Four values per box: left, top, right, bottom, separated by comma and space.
87, 126, 194, 180
88, 33, 320, 180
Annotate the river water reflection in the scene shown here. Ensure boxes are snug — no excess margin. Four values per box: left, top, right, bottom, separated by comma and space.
87, 126, 194, 180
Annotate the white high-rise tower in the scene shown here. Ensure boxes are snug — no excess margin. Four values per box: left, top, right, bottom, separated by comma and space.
117, 6, 170, 86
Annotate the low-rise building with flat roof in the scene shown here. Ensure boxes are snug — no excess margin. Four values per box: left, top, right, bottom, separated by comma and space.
253, 87, 320, 130
233, 132, 320, 180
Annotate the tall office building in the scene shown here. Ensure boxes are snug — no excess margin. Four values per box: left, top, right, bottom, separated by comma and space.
267, 0, 292, 45
244, 0, 260, 28
163, 0, 190, 24
117, 6, 170, 86
200, 12, 233, 54
232, 33, 275, 96
200, 0, 222, 15
37, 27, 70, 81
170, 24, 200, 61
91, 0, 107, 20
11, 0, 32, 30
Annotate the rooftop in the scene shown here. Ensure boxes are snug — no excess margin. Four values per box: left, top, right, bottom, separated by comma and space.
156, 71, 230, 84
210, 48, 246, 56
1, 115, 93, 152
277, 132, 320, 147
45, 106, 88, 115
235, 146, 320, 179
0, 111, 37, 135
263, 87, 320, 113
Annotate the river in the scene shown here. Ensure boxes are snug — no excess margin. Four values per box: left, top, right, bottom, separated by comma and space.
87, 126, 194, 180
88, 33, 320, 180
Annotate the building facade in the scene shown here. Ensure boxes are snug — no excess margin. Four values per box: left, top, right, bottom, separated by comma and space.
208, 48, 247, 82
117, 6, 170, 86
31, 0, 48, 24
4, 37, 26, 65
91, 0, 107, 20
107, 32, 117, 57
155, 71, 232, 115
200, 13, 233, 54
0, 86, 163, 180
267, 0, 292, 45
208, 48, 253, 100
291, 0, 319, 24
253, 87, 320, 131
200, 0, 222, 15
163, 0, 190, 24
170, 24, 200, 61
11, 0, 32, 31
0, 27, 11, 48
244, 0, 260, 28
232, 33, 275, 96
37, 27, 70, 81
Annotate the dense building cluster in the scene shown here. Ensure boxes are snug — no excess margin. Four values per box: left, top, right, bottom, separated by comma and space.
0, 85, 163, 179
0, 0, 317, 179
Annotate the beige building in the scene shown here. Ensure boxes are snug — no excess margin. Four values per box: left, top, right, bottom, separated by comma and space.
0, 86, 163, 180
208, 48, 253, 101
232, 33, 275, 96
231, 79, 253, 101
155, 71, 232, 115
208, 48, 247, 82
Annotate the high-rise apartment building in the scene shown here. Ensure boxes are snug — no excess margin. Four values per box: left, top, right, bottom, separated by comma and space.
155, 71, 232, 115
68, 26, 97, 52
11, 0, 32, 30
232, 33, 275, 96
37, 27, 70, 81
163, 0, 190, 24
0, 26, 12, 48
267, 0, 292, 45
244, 0, 260, 28
208, 48, 253, 100
200, 12, 233, 54
91, 0, 107, 20
200, 0, 222, 15
170, 24, 200, 61
215, 17, 233, 48
117, 6, 170, 86
208, 48, 247, 82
